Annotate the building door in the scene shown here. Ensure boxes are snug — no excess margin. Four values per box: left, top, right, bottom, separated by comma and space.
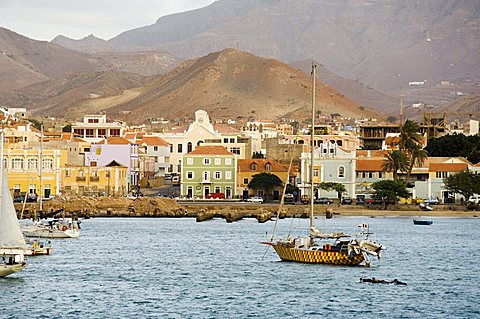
242, 189, 249, 200
225, 187, 232, 199
273, 190, 280, 200
44, 184, 51, 198
187, 186, 193, 198
204, 187, 210, 198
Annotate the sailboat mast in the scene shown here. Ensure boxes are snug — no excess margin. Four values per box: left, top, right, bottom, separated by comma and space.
310, 63, 316, 230
39, 124, 43, 212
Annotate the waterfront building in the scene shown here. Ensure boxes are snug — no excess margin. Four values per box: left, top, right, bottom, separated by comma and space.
60, 160, 128, 196
85, 137, 139, 191
71, 114, 127, 143
237, 159, 292, 201
3, 147, 67, 198
137, 136, 171, 177
299, 143, 356, 199
181, 146, 236, 199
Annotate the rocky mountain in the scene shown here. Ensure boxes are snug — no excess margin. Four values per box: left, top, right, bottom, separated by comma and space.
17, 49, 382, 123
291, 60, 400, 115
102, 0, 480, 93
0, 27, 179, 92
435, 95, 480, 122
0, 71, 149, 119
52, 34, 152, 53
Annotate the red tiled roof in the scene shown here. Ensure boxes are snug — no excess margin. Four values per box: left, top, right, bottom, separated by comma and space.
139, 136, 169, 147
188, 146, 233, 155
238, 159, 289, 173
356, 150, 389, 158
356, 159, 385, 171
429, 163, 468, 172
96, 137, 132, 145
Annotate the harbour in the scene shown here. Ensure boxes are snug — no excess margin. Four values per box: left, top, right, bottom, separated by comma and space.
1, 217, 479, 318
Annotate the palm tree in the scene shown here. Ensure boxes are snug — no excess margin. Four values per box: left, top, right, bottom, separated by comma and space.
399, 119, 427, 183
399, 119, 423, 151
404, 144, 428, 183
382, 150, 409, 181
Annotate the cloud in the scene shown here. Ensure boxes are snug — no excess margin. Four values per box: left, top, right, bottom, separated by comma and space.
0, 0, 216, 41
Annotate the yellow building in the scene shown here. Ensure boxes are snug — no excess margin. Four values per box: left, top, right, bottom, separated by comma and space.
3, 147, 67, 198
60, 160, 128, 196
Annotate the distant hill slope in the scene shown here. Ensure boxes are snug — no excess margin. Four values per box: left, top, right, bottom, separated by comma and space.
0, 71, 149, 119
435, 95, 480, 122
12, 49, 382, 123
103, 0, 480, 92
103, 49, 383, 123
291, 60, 400, 115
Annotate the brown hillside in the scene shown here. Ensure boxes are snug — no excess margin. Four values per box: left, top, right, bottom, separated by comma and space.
106, 49, 383, 123
1, 71, 149, 119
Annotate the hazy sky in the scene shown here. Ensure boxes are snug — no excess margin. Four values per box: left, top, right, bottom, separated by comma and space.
0, 0, 216, 41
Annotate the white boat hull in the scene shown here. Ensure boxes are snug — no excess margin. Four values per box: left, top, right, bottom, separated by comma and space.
23, 228, 79, 239
0, 262, 28, 277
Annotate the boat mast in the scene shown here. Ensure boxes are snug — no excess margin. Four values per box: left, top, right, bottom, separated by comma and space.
39, 124, 43, 213
309, 63, 316, 232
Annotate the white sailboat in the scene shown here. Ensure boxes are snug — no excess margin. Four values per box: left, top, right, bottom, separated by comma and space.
0, 132, 28, 277
22, 218, 80, 239
262, 63, 385, 267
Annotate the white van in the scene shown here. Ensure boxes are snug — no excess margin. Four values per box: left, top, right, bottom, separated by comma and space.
468, 195, 480, 204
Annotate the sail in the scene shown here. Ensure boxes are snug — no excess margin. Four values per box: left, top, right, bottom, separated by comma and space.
0, 169, 27, 249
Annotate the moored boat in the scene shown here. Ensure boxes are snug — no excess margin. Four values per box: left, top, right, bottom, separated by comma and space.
22, 218, 80, 239
413, 220, 433, 225
262, 64, 385, 267
24, 239, 52, 256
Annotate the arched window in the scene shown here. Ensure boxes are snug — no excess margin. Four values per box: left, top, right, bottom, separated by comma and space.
338, 166, 345, 178
250, 163, 258, 171
265, 163, 272, 171
197, 141, 204, 146
187, 142, 193, 153
28, 158, 38, 170
298, 140, 305, 145
42, 158, 53, 171
12, 158, 24, 170
337, 140, 343, 147
177, 144, 183, 153
169, 144, 173, 153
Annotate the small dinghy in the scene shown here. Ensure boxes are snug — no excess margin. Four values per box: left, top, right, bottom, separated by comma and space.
413, 220, 433, 225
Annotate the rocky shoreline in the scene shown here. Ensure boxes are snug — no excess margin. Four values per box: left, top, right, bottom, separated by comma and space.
15, 196, 479, 222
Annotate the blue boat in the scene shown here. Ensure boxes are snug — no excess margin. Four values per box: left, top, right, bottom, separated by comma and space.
413, 220, 433, 225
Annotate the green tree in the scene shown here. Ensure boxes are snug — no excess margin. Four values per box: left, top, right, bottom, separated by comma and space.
382, 150, 409, 181
426, 133, 480, 164
247, 172, 283, 202
444, 171, 480, 200
399, 119, 423, 151
319, 182, 347, 200
386, 116, 398, 123
372, 180, 410, 208
27, 118, 43, 130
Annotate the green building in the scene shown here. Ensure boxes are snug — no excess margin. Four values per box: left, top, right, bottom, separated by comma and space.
181, 146, 237, 199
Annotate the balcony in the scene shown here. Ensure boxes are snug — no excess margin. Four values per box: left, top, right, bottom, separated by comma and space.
201, 179, 212, 184
76, 176, 86, 181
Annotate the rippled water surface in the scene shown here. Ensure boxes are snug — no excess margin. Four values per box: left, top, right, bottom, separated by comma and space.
1, 217, 479, 318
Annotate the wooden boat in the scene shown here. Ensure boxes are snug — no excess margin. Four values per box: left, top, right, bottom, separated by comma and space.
262, 64, 385, 267
0, 131, 28, 277
413, 220, 433, 225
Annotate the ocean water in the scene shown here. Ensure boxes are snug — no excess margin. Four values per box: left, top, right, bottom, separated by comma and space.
1, 217, 479, 318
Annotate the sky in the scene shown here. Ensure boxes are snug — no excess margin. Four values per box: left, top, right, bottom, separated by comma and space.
0, 0, 217, 41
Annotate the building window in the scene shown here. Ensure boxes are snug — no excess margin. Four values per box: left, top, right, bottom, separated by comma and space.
203, 158, 211, 165
224, 138, 228, 143
27, 158, 38, 170
379, 172, 383, 178
214, 171, 221, 179
154, 146, 158, 152
110, 129, 120, 136
187, 171, 194, 179
229, 147, 240, 155
187, 142, 192, 153
225, 158, 232, 165
85, 129, 94, 138
65, 170, 71, 177
169, 144, 173, 153
230, 138, 235, 143
177, 144, 183, 153
436, 171, 447, 178
12, 158, 24, 170
203, 171, 210, 181
98, 129, 106, 137
187, 158, 193, 165
313, 169, 319, 177
42, 158, 53, 171
250, 163, 258, 171
225, 171, 232, 180
338, 166, 345, 178
91, 161, 97, 167
215, 158, 221, 165
243, 178, 249, 184
73, 128, 83, 136
265, 163, 272, 171
215, 186, 221, 193
368, 172, 373, 179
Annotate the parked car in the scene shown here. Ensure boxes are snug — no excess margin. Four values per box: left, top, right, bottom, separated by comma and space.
356, 194, 366, 205
205, 193, 225, 199
246, 196, 264, 203
468, 195, 480, 205
423, 197, 440, 205
365, 195, 383, 205
315, 197, 333, 205
284, 193, 296, 204
341, 197, 353, 205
